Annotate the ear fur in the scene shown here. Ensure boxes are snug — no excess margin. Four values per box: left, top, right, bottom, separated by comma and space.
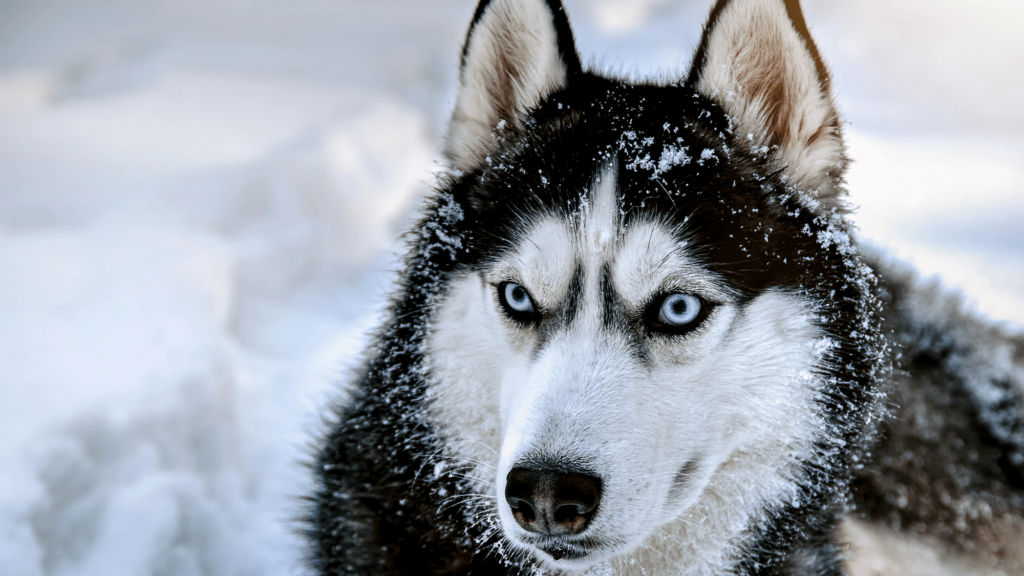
688, 0, 847, 212
445, 0, 581, 172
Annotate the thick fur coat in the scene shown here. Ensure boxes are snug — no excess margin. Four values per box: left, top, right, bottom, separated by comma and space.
307, 1, 1024, 574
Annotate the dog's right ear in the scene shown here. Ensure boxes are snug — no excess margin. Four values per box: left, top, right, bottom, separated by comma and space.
445, 0, 581, 172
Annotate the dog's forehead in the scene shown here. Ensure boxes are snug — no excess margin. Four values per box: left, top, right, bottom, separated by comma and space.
486, 166, 732, 306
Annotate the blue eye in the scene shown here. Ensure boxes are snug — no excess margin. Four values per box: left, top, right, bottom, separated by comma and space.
499, 282, 537, 323
504, 283, 534, 313
657, 293, 702, 327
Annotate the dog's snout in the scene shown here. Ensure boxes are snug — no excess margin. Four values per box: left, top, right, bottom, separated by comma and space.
505, 466, 602, 536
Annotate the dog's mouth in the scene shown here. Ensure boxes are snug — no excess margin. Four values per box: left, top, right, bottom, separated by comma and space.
519, 534, 611, 565
539, 543, 587, 561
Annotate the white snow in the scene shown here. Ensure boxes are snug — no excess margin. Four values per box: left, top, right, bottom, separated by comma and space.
698, 147, 717, 165
0, 0, 1022, 575
657, 145, 691, 173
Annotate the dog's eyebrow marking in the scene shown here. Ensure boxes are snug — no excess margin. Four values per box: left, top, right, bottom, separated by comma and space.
488, 218, 575, 310
611, 221, 735, 307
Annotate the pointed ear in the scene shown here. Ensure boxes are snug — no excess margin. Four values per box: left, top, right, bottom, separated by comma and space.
688, 0, 846, 211
445, 0, 581, 172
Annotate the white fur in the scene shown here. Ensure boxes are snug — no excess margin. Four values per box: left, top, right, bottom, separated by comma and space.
582, 163, 620, 252
692, 0, 846, 210
424, 167, 835, 574
840, 518, 1024, 576
445, 0, 570, 172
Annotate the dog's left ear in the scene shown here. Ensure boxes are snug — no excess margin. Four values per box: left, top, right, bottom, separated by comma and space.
688, 0, 846, 211
445, 0, 581, 172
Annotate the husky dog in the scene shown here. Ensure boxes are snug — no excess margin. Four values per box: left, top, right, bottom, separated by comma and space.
308, 0, 1024, 574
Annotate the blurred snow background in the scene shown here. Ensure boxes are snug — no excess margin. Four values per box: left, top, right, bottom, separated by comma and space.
0, 0, 1021, 574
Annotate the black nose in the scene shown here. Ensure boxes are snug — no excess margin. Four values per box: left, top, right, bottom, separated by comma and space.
505, 466, 602, 536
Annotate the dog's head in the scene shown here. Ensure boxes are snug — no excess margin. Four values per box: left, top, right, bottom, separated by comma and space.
424, 0, 868, 571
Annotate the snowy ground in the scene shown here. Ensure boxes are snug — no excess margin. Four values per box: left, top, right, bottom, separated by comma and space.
0, 0, 1021, 574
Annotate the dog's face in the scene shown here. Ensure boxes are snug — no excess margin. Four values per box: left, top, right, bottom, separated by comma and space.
428, 177, 828, 569
425, 0, 853, 571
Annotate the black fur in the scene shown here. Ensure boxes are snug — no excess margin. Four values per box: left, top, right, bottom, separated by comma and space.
307, 1, 1024, 574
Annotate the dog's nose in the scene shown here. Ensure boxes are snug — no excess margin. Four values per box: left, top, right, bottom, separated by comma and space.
505, 466, 602, 536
